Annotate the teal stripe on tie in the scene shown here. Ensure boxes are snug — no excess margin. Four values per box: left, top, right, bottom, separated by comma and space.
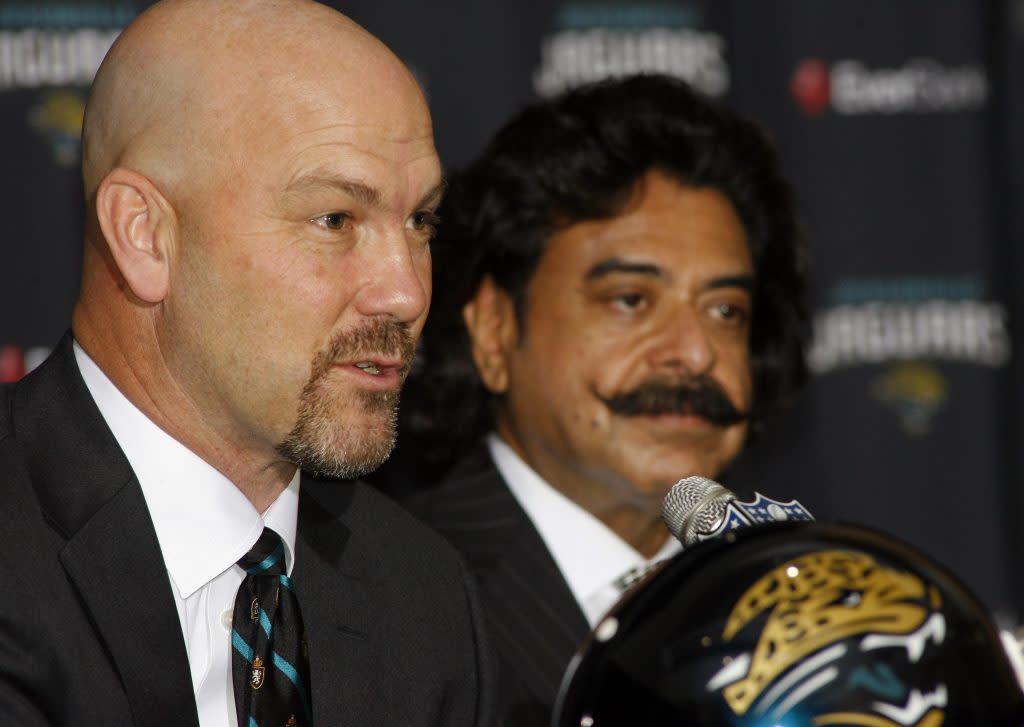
280, 575, 293, 590
232, 630, 254, 662
249, 718, 259, 727
272, 650, 312, 720
259, 608, 272, 638
272, 650, 301, 686
252, 542, 284, 573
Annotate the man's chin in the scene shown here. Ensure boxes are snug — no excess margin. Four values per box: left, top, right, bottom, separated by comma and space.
278, 435, 395, 479
624, 455, 732, 498
276, 408, 398, 479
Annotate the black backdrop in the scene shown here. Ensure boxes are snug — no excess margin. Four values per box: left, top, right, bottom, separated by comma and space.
3, 0, 1023, 620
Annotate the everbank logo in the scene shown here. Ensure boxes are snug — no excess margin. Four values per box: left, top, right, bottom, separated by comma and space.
791, 57, 988, 116
790, 59, 830, 115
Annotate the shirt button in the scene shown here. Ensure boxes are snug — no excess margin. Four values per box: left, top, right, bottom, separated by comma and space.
221, 610, 233, 630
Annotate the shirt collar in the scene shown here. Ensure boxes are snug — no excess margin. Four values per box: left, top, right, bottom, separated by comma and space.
486, 433, 679, 613
73, 341, 300, 598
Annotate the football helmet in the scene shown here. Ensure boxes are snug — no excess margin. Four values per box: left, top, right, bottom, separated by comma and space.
554, 522, 1024, 727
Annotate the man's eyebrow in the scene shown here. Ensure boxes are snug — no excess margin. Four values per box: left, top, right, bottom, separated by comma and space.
284, 172, 446, 213
584, 258, 756, 292
415, 179, 447, 210
705, 273, 755, 293
584, 257, 666, 281
285, 172, 383, 207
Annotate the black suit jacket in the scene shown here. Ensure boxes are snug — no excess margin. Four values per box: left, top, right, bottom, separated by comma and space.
0, 336, 494, 726
405, 445, 590, 726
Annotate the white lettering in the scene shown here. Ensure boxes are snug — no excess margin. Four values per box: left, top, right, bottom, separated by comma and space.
830, 58, 987, 115
0, 29, 119, 89
808, 301, 1010, 374
534, 28, 728, 98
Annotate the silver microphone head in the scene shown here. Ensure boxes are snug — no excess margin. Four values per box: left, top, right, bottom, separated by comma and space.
661, 475, 736, 546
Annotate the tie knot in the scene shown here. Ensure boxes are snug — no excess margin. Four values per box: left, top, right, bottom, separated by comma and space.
238, 527, 287, 576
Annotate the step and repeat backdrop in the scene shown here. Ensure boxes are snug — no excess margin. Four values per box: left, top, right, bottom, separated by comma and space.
3, 0, 1023, 617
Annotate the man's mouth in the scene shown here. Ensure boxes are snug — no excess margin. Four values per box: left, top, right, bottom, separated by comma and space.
310, 319, 417, 390
343, 354, 410, 382
354, 361, 382, 375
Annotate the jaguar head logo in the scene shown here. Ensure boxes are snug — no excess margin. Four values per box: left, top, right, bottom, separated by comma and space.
708, 550, 948, 726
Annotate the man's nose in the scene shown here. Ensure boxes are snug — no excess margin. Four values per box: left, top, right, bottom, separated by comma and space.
647, 306, 716, 376
353, 227, 431, 323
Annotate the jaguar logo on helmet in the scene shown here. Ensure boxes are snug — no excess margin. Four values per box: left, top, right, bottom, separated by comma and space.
708, 549, 948, 725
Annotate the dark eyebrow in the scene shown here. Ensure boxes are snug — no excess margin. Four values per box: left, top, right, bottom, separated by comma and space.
584, 257, 756, 293
585, 257, 666, 281
706, 273, 755, 293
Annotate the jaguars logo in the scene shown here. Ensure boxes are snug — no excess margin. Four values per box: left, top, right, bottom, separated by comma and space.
872, 362, 948, 437
29, 90, 87, 166
707, 550, 949, 726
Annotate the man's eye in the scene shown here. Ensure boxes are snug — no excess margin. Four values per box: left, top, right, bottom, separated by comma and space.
410, 210, 440, 234
710, 302, 749, 324
311, 212, 350, 230
612, 292, 647, 311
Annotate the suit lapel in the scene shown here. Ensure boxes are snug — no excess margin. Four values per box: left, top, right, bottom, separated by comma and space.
15, 335, 199, 727
417, 446, 590, 710
293, 476, 379, 724
480, 526, 590, 709
59, 486, 199, 726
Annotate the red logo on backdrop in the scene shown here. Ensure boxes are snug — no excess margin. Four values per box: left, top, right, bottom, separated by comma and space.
790, 58, 831, 116
0, 346, 26, 383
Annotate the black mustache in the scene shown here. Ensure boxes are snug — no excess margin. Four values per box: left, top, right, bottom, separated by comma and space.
597, 378, 748, 427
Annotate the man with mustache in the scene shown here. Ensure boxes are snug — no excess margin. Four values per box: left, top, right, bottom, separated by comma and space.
392, 74, 809, 725
0, 1, 492, 725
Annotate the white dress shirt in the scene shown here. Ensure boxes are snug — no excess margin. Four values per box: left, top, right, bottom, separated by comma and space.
74, 342, 300, 727
487, 433, 680, 627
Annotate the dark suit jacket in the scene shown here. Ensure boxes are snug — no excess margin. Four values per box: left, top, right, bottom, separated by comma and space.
0, 336, 494, 726
405, 445, 590, 726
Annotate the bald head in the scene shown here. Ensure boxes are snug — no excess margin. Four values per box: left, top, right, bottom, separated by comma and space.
73, 0, 442, 503
82, 0, 426, 202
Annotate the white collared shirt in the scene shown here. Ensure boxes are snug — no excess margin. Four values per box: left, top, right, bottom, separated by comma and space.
487, 433, 680, 627
74, 342, 299, 727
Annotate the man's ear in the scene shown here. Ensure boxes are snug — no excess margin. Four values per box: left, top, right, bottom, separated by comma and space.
94, 167, 175, 303
462, 275, 519, 395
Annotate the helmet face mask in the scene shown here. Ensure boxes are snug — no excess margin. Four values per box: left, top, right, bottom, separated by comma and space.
554, 523, 1024, 727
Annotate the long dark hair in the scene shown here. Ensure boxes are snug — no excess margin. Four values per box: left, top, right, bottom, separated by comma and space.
399, 73, 809, 478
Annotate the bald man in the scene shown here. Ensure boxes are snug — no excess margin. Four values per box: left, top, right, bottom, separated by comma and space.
0, 1, 492, 725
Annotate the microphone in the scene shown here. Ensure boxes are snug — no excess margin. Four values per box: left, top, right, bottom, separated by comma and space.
661, 475, 813, 547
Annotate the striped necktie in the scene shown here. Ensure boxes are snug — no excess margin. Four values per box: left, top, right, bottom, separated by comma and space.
231, 528, 313, 727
